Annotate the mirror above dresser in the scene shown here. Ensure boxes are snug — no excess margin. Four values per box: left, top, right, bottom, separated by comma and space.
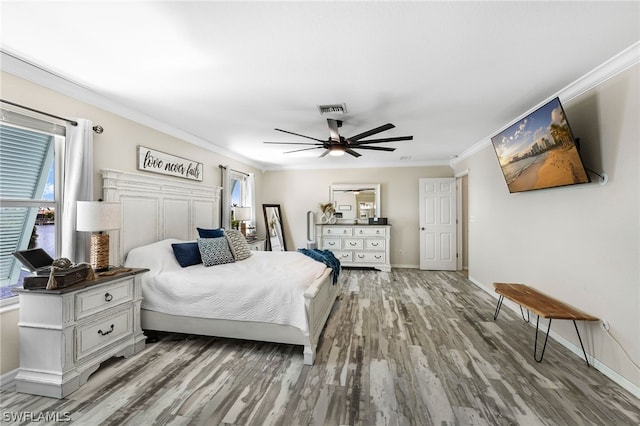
330, 183, 380, 224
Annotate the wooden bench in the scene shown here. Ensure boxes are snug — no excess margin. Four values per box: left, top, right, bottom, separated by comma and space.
492, 283, 599, 366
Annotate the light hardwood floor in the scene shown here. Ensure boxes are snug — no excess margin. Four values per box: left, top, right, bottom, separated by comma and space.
1, 269, 638, 425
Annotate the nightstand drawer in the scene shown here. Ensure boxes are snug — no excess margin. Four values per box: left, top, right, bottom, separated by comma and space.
76, 279, 132, 320
76, 308, 132, 360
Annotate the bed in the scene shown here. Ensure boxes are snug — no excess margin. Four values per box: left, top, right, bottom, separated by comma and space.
102, 169, 340, 364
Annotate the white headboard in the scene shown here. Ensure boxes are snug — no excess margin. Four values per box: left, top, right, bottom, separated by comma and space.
102, 169, 222, 265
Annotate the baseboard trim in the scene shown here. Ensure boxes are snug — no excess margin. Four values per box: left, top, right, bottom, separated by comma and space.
468, 276, 640, 399
0, 368, 18, 391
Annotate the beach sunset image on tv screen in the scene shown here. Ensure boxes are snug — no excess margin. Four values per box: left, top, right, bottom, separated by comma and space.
491, 97, 590, 193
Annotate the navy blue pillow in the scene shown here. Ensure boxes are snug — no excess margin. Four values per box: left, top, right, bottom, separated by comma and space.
171, 242, 202, 267
196, 227, 225, 238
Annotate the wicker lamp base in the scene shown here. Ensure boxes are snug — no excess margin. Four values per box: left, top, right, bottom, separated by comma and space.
90, 233, 110, 272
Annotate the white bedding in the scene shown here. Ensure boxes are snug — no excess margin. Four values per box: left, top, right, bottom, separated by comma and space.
124, 239, 328, 334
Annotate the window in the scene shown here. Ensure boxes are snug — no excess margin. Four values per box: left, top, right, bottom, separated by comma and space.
229, 170, 255, 236
0, 114, 64, 303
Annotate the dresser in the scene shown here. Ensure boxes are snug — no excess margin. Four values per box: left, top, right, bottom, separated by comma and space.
317, 224, 391, 272
14, 268, 148, 398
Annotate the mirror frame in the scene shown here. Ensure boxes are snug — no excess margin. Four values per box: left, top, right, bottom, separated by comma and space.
330, 183, 381, 223
262, 204, 287, 251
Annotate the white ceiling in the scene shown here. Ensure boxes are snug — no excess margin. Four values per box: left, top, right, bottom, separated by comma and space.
1, 1, 638, 171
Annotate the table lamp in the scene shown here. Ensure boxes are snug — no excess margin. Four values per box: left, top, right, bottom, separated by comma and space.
76, 201, 122, 272
233, 206, 252, 237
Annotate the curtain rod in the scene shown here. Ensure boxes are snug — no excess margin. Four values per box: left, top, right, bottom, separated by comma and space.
218, 164, 249, 176
0, 99, 104, 133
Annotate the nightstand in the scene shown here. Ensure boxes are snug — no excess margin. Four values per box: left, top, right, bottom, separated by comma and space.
13, 268, 148, 398
246, 238, 266, 251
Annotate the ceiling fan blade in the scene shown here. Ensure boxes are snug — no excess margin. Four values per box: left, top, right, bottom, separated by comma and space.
353, 145, 396, 152
345, 148, 362, 158
284, 146, 324, 154
327, 118, 341, 142
264, 142, 323, 146
348, 123, 395, 142
348, 136, 413, 145
319, 149, 331, 157
274, 128, 325, 142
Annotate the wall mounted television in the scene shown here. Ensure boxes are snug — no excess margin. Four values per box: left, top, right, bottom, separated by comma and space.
491, 97, 590, 193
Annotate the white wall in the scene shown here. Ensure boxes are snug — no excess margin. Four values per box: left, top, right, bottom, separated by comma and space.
261, 166, 453, 267
452, 63, 639, 393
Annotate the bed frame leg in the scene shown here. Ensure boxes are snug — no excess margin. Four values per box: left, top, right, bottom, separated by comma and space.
304, 344, 316, 365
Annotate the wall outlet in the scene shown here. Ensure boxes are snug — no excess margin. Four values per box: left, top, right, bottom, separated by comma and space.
601, 319, 610, 332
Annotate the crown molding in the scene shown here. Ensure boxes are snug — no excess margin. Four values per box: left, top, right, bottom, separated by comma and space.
0, 49, 266, 171
451, 41, 640, 168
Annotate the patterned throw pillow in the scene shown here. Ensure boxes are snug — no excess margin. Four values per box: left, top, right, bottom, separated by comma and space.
225, 229, 252, 261
197, 237, 235, 266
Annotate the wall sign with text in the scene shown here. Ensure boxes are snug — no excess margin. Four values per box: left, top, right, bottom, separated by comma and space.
137, 146, 203, 181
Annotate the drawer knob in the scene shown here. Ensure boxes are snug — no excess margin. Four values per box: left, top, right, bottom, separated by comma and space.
105, 293, 113, 302
98, 324, 115, 336
371, 242, 379, 246
328, 241, 336, 246
376, 230, 380, 234
350, 242, 357, 246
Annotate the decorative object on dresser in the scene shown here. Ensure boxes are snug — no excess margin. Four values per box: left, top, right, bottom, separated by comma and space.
317, 224, 391, 272
263, 204, 287, 251
13, 268, 148, 398
76, 201, 122, 272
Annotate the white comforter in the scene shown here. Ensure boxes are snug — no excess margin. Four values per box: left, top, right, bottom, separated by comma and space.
124, 239, 328, 334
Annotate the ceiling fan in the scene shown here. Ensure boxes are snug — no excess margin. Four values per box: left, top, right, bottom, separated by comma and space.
264, 118, 413, 158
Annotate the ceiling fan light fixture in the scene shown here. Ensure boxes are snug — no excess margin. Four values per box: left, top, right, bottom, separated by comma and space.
329, 145, 345, 156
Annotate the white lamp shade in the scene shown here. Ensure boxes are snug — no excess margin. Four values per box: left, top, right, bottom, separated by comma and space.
233, 206, 252, 221
76, 201, 122, 232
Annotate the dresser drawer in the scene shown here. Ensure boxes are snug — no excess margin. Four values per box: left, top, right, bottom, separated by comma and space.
354, 227, 386, 237
343, 239, 364, 250
322, 238, 342, 250
365, 239, 386, 250
76, 308, 132, 360
333, 251, 353, 263
354, 252, 386, 263
76, 279, 133, 320
322, 227, 352, 236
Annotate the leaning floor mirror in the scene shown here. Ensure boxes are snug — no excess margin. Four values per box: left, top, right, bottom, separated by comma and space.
263, 204, 287, 251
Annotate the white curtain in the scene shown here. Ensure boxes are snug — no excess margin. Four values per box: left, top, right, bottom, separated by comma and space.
60, 119, 93, 262
221, 165, 231, 229
246, 172, 256, 225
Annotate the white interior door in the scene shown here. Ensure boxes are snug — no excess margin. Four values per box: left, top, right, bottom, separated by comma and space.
419, 178, 457, 270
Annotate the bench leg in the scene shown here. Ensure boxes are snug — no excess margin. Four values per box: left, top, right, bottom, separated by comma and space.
519, 306, 530, 323
533, 317, 552, 363
493, 295, 504, 320
573, 320, 591, 367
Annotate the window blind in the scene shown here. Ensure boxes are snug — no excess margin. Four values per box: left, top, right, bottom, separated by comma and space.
0, 124, 54, 284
